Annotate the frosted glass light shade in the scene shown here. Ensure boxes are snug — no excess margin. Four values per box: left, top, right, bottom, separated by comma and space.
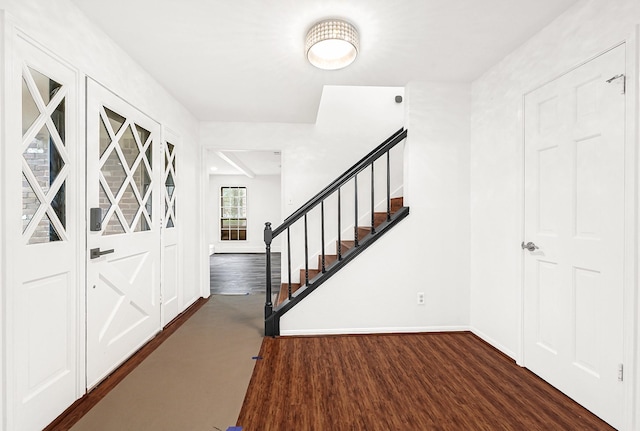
305, 19, 359, 70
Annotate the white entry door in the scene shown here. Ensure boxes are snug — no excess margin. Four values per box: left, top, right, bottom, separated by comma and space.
523, 45, 625, 428
86, 79, 162, 388
6, 35, 80, 431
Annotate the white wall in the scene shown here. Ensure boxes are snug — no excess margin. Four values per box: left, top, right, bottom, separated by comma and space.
470, 0, 640, 426
0, 1, 202, 429
281, 82, 471, 335
200, 86, 404, 208
201, 85, 405, 279
470, 0, 640, 357
207, 174, 281, 253
0, 0, 203, 301
0, 11, 5, 429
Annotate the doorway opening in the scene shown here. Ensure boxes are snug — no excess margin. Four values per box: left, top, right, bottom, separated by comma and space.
206, 150, 282, 298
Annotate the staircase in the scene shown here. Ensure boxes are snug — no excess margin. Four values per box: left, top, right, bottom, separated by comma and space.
263, 128, 409, 336
275, 196, 405, 306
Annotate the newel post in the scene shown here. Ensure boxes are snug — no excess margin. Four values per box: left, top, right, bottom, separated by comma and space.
264, 222, 274, 334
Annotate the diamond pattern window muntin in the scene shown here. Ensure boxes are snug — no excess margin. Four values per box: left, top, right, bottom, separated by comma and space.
21, 66, 68, 245
22, 77, 39, 136
99, 116, 111, 157
120, 125, 140, 169
103, 211, 125, 236
165, 171, 175, 199
28, 213, 61, 245
164, 141, 176, 229
146, 144, 153, 168
102, 149, 127, 198
104, 107, 125, 137
146, 190, 153, 219
136, 124, 151, 149
51, 98, 66, 145
29, 66, 62, 105
52, 183, 66, 229
99, 183, 112, 222
120, 183, 141, 227
98, 106, 154, 236
22, 172, 41, 233
133, 159, 152, 199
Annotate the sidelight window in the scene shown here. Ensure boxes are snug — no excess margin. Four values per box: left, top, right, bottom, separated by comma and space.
21, 66, 68, 244
164, 142, 176, 228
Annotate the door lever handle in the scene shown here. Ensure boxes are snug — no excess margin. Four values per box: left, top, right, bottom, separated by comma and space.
90, 248, 115, 259
521, 241, 539, 252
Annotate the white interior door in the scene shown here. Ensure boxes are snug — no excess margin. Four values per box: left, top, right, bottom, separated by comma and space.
6, 36, 80, 430
86, 79, 161, 388
523, 45, 625, 429
161, 129, 180, 326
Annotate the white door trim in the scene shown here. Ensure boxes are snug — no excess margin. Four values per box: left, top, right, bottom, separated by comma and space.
200, 145, 210, 299
518, 36, 638, 431
0, 11, 8, 431
626, 25, 640, 431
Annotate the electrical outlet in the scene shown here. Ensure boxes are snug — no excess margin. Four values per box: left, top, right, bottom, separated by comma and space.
417, 292, 425, 305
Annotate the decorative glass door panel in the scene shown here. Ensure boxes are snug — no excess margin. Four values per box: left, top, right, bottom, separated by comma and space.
86, 79, 161, 388
98, 106, 153, 236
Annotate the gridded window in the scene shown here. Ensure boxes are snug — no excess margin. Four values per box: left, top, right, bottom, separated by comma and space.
220, 186, 246, 240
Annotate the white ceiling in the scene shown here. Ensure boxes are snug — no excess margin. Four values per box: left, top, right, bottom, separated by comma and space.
70, 0, 578, 124
207, 150, 281, 176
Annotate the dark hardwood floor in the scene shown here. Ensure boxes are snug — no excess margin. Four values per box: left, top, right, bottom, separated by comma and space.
210, 252, 280, 295
237, 332, 615, 431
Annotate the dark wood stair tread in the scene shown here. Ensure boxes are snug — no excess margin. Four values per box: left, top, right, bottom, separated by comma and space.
277, 282, 301, 306
318, 254, 338, 269
339, 240, 355, 251
391, 197, 403, 212
357, 226, 371, 239
300, 268, 321, 282
373, 198, 404, 227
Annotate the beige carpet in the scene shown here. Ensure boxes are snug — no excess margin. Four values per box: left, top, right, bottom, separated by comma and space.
71, 294, 264, 431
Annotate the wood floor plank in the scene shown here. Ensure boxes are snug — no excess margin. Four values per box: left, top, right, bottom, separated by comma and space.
210, 252, 280, 294
237, 332, 615, 430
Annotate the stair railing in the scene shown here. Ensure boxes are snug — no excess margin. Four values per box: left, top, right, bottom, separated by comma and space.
264, 127, 408, 336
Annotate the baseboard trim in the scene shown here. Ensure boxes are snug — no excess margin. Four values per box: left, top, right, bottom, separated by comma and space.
280, 325, 470, 337
211, 247, 282, 254
470, 327, 517, 360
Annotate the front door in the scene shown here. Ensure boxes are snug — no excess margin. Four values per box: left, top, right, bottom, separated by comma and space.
86, 79, 162, 388
523, 45, 625, 428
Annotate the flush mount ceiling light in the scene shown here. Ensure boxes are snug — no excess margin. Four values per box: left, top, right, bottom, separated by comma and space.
305, 19, 359, 70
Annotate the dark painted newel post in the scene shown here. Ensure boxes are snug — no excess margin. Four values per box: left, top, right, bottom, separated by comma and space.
264, 222, 274, 336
